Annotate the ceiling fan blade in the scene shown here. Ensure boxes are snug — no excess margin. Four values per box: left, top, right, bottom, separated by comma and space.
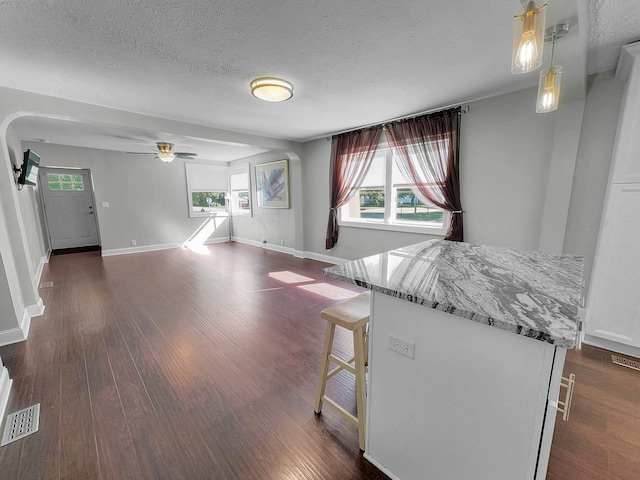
175, 152, 197, 157
126, 151, 156, 155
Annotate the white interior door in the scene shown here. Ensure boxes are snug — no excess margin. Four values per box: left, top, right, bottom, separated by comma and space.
39, 168, 99, 250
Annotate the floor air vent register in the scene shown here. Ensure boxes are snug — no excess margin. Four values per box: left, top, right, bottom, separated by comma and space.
611, 354, 640, 372
1, 404, 40, 447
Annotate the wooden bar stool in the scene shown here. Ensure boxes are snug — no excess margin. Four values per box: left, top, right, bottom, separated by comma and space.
314, 291, 370, 451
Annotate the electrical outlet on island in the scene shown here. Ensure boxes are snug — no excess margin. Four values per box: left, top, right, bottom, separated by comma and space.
388, 335, 415, 359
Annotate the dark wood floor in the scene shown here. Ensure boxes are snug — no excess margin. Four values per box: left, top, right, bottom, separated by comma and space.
0, 243, 638, 479
548, 344, 640, 479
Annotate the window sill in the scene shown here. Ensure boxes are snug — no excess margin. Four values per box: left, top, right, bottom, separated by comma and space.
189, 212, 229, 219
339, 219, 446, 236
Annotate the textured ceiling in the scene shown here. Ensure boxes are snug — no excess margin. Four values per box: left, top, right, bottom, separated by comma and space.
1, 1, 639, 160
588, 0, 640, 74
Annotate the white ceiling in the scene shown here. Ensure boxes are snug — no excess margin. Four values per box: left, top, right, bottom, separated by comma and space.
3, 0, 640, 161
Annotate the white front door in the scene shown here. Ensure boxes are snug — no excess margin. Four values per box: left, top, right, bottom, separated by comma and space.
39, 168, 99, 250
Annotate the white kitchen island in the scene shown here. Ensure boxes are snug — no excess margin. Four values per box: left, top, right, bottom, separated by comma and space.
323, 240, 583, 480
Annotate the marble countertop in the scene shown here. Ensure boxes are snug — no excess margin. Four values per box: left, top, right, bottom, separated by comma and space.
323, 240, 584, 348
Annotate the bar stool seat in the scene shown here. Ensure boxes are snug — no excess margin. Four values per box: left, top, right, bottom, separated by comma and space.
314, 291, 370, 451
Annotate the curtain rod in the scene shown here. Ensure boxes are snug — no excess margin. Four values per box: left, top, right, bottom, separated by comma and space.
314, 103, 470, 141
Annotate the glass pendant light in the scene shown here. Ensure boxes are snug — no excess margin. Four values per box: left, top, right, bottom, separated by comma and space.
536, 24, 569, 113
537, 66, 563, 113
512, 1, 547, 74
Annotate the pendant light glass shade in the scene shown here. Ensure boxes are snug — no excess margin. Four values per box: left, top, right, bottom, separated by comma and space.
512, 2, 547, 74
250, 77, 293, 102
536, 66, 562, 113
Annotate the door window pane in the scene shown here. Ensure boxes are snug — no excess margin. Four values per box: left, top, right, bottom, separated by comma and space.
48, 173, 84, 191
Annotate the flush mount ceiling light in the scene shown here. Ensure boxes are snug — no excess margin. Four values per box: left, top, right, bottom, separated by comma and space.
250, 77, 293, 102
536, 24, 569, 113
512, 1, 547, 74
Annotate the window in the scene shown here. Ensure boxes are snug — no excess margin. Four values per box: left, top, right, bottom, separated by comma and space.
191, 191, 226, 214
47, 173, 84, 191
185, 164, 229, 217
229, 164, 252, 216
340, 148, 448, 235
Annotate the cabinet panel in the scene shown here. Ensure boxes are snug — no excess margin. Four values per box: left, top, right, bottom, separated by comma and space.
586, 185, 640, 346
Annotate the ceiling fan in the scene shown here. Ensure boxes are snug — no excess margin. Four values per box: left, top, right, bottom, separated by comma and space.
128, 142, 197, 163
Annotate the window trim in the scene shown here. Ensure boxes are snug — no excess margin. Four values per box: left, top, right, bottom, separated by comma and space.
338, 147, 449, 236
229, 164, 253, 217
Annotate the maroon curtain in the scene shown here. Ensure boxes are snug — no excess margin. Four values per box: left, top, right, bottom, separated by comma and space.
385, 107, 463, 241
326, 126, 383, 249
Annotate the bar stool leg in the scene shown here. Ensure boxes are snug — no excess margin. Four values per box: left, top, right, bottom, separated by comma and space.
353, 325, 367, 451
314, 321, 336, 414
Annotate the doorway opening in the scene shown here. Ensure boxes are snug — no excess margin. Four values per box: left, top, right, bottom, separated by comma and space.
38, 167, 101, 255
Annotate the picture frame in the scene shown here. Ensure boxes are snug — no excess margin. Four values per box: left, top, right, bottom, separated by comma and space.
255, 159, 290, 208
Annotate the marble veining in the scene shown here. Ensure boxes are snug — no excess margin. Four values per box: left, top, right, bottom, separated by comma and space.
323, 240, 584, 347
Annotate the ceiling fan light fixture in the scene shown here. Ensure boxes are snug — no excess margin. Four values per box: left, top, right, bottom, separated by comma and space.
250, 77, 293, 102
511, 1, 547, 74
158, 152, 176, 163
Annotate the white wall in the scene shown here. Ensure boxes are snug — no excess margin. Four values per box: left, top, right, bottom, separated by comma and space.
0, 253, 18, 332
0, 123, 43, 340
25, 142, 232, 253
564, 71, 624, 294
7, 128, 48, 272
230, 151, 297, 249
461, 87, 557, 251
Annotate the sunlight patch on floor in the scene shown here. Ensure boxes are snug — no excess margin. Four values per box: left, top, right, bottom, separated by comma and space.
182, 215, 226, 255
268, 271, 314, 284
297, 282, 360, 300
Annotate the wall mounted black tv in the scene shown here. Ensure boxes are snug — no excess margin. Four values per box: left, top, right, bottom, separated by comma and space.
17, 149, 40, 187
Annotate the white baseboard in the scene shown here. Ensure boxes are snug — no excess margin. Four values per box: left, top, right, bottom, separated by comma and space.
27, 297, 45, 319
202, 238, 230, 245
231, 237, 297, 256
230, 237, 348, 264
34, 252, 50, 286
101, 237, 350, 266
583, 335, 640, 359
301, 250, 348, 265
102, 238, 231, 257
0, 297, 40, 347
0, 297, 45, 347
363, 453, 401, 480
101, 242, 182, 257
0, 368, 12, 423
0, 326, 27, 347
